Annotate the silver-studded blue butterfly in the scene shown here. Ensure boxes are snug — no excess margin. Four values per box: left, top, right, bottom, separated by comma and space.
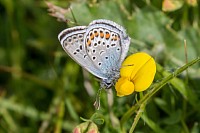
58, 19, 130, 109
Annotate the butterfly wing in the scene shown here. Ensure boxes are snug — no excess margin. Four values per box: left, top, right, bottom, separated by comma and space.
89, 19, 131, 64
58, 26, 107, 79
84, 20, 130, 77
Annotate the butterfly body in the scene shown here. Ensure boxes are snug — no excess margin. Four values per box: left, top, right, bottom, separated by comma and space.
58, 19, 130, 89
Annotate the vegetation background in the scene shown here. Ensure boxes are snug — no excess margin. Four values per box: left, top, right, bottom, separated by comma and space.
0, 0, 200, 132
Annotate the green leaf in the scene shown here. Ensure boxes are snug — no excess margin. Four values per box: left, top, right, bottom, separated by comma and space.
162, 110, 182, 125
126, 6, 170, 44
154, 98, 170, 114
68, 1, 124, 25
191, 122, 199, 133
142, 113, 166, 133
90, 112, 105, 125
179, 27, 200, 62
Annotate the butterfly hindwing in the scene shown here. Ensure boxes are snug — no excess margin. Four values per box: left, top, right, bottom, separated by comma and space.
58, 26, 107, 79
84, 20, 130, 77
84, 25, 121, 76
88, 19, 131, 64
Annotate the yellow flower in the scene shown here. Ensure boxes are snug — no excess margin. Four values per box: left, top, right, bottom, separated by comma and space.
115, 52, 156, 97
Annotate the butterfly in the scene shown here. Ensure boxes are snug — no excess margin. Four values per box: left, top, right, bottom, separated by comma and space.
58, 19, 130, 109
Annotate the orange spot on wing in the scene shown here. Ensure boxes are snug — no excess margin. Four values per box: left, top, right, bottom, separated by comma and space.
87, 39, 91, 46
100, 33, 104, 38
105, 33, 110, 39
90, 34, 94, 40
113, 35, 119, 41
95, 32, 99, 37
100, 31, 104, 38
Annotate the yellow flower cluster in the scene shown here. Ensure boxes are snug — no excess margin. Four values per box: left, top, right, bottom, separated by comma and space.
115, 52, 156, 97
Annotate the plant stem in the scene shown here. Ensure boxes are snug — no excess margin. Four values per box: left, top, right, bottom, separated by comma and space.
129, 101, 146, 133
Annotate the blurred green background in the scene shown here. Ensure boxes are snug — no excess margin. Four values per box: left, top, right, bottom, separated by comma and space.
0, 0, 200, 133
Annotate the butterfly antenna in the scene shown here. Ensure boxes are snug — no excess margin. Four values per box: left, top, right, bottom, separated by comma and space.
93, 88, 102, 110
121, 64, 134, 68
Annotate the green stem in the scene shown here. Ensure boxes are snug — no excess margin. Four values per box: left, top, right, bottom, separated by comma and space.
54, 100, 65, 133
120, 57, 200, 127
129, 100, 146, 133
181, 119, 190, 133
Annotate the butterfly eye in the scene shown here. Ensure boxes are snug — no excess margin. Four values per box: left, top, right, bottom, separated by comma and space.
105, 82, 112, 88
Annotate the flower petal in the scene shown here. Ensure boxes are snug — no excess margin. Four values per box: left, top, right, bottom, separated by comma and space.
120, 52, 154, 79
115, 52, 156, 96
115, 77, 135, 97
133, 56, 156, 91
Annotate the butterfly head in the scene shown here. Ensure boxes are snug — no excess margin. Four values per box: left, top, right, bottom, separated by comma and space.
100, 70, 120, 89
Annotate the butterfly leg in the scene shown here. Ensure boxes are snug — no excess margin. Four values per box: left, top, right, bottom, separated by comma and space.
93, 87, 102, 110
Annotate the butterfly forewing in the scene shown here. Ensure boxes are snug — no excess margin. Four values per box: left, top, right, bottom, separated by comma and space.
58, 26, 107, 79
